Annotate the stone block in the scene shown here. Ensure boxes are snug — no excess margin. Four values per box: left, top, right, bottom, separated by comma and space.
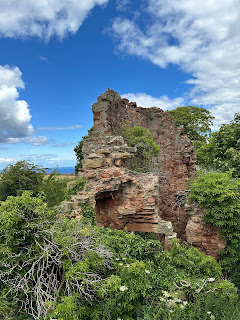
82, 158, 105, 169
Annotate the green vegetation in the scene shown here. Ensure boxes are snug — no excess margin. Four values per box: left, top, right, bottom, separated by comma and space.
1, 112, 240, 319
74, 127, 93, 174
0, 160, 45, 201
121, 124, 160, 172
189, 171, 240, 289
40, 169, 77, 207
197, 113, 240, 177
167, 106, 214, 145
0, 161, 81, 208
68, 177, 85, 196
0, 192, 239, 319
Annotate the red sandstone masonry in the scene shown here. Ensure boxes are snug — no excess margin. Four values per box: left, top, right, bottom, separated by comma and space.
64, 89, 226, 259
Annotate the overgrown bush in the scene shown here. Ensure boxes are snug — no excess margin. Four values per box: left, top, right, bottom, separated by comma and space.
189, 171, 240, 289
121, 124, 160, 172
196, 113, 240, 177
0, 192, 239, 319
68, 177, 85, 196
0, 160, 45, 201
41, 169, 76, 207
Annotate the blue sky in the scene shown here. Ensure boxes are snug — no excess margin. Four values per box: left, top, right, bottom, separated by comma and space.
0, 0, 239, 169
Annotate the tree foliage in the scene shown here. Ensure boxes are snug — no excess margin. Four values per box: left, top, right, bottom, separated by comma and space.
0, 160, 45, 201
168, 106, 214, 144
197, 113, 240, 177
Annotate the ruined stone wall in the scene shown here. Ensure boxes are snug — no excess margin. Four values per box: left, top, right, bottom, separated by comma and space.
65, 89, 226, 260
92, 89, 196, 241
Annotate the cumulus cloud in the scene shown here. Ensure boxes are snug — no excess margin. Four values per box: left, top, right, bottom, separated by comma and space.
122, 92, 184, 110
38, 124, 82, 131
0, 65, 47, 145
112, 0, 240, 129
0, 0, 109, 39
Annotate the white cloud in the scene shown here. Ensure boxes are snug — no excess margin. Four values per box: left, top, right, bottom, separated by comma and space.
7, 136, 48, 146
0, 65, 47, 146
112, 0, 240, 129
0, 157, 14, 163
0, 0, 109, 39
38, 124, 82, 131
122, 92, 184, 110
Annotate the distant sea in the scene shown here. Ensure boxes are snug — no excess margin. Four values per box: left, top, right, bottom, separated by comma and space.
0, 167, 75, 174
45, 167, 75, 174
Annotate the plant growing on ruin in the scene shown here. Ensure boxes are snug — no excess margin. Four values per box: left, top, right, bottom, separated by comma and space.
189, 171, 240, 289
68, 177, 85, 195
74, 127, 93, 174
121, 123, 160, 173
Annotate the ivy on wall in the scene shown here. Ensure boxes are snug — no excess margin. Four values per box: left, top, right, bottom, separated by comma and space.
189, 171, 240, 289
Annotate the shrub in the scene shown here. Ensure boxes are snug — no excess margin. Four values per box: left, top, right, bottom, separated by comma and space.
41, 169, 75, 207
189, 171, 240, 289
121, 124, 160, 172
68, 177, 85, 195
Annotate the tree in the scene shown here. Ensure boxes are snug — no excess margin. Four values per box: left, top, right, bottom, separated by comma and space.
0, 160, 45, 201
197, 113, 240, 177
167, 106, 214, 144
74, 127, 93, 174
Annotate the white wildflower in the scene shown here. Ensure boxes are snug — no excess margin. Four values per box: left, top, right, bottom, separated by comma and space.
183, 301, 188, 306
145, 269, 150, 274
207, 311, 211, 314
122, 257, 126, 260
162, 290, 170, 297
119, 263, 123, 266
119, 285, 128, 291
207, 278, 215, 282
173, 298, 182, 303
116, 258, 120, 261
168, 300, 176, 307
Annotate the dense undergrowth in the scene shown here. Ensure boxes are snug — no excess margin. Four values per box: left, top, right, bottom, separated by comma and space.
0, 192, 239, 320
1, 112, 240, 319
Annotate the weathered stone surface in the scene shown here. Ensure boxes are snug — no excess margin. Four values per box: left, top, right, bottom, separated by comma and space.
64, 89, 225, 260
82, 158, 106, 169
185, 201, 226, 260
